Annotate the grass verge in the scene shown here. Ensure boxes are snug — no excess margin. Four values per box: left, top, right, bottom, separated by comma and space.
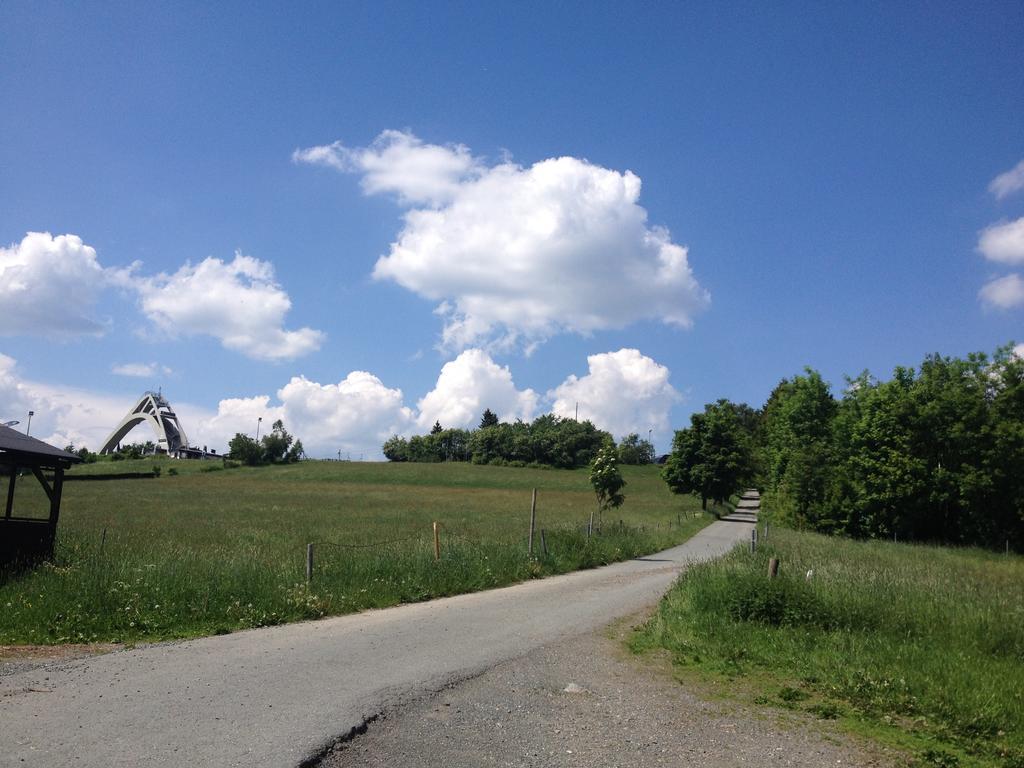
630, 528, 1024, 768
1, 462, 712, 644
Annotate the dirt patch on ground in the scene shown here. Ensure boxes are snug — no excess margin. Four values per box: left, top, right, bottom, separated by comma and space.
0, 643, 121, 677
318, 623, 900, 768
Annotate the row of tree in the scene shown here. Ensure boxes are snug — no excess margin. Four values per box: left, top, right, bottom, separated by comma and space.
759, 346, 1024, 548
228, 420, 305, 466
382, 411, 656, 470
659, 344, 1024, 549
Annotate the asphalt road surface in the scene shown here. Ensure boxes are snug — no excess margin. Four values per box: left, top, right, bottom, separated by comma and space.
1, 517, 753, 768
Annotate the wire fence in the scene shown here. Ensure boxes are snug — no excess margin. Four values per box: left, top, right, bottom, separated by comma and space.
296, 492, 702, 582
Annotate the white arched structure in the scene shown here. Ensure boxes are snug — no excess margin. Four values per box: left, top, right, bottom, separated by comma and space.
100, 392, 190, 456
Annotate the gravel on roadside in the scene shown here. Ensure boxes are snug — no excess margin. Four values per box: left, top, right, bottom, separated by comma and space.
319, 627, 899, 768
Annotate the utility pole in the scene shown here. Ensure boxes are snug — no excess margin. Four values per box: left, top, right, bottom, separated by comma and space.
256, 416, 263, 441
26, 410, 34, 436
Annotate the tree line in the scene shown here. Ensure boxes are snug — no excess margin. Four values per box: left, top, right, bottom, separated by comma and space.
383, 410, 655, 469
228, 420, 304, 466
660, 344, 1024, 549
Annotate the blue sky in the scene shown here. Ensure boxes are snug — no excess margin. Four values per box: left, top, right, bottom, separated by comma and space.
1, 1, 1022, 457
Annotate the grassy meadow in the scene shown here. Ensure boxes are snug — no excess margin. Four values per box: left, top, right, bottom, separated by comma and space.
0, 460, 712, 645
631, 528, 1024, 768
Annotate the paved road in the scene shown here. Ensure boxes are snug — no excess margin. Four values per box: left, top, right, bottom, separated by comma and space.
1, 517, 753, 768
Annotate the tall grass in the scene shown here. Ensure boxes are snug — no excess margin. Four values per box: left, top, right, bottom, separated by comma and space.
632, 528, 1024, 767
1, 462, 711, 644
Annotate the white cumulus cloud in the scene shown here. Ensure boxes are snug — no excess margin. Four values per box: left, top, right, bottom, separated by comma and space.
295, 130, 709, 352
990, 159, 1024, 200
276, 372, 414, 450
189, 373, 413, 457
977, 218, 1024, 265
0, 232, 127, 338
294, 130, 481, 206
548, 348, 680, 439
135, 253, 324, 361
0, 354, 141, 450
111, 362, 172, 378
979, 273, 1024, 310
415, 349, 538, 430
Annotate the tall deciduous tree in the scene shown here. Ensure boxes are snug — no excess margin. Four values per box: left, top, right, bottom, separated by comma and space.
663, 399, 752, 510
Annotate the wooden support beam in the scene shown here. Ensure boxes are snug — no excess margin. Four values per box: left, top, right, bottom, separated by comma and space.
49, 468, 64, 529
4, 466, 15, 520
31, 468, 54, 502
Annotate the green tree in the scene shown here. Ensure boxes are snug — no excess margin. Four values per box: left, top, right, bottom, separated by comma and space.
430, 420, 443, 435
663, 399, 752, 510
382, 435, 409, 462
616, 433, 655, 465
479, 408, 499, 429
589, 440, 625, 534
228, 433, 263, 466
759, 370, 836, 526
261, 419, 294, 464
286, 439, 304, 463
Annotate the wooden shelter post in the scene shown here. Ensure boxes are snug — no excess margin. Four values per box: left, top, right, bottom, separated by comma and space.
4, 466, 15, 520
49, 468, 64, 530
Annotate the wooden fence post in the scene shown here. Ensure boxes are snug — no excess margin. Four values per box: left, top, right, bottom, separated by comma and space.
768, 557, 779, 578
528, 488, 537, 554
750, 528, 757, 553
433, 521, 441, 561
540, 529, 548, 556
306, 543, 314, 582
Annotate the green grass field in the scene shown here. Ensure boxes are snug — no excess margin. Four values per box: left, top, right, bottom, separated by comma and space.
0, 460, 712, 645
631, 528, 1024, 768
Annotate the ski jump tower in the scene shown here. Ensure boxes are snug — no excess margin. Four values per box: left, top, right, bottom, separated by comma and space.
100, 391, 190, 456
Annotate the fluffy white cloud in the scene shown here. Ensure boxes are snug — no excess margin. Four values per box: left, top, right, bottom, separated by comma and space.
186, 395, 282, 452
979, 273, 1024, 310
111, 362, 172, 378
0, 354, 138, 450
977, 218, 1024, 265
135, 253, 324, 361
415, 349, 538, 430
294, 130, 481, 206
548, 348, 680, 438
188, 373, 413, 457
990, 159, 1024, 200
0, 232, 126, 338
0, 233, 322, 362
1, 355, 411, 459
296, 130, 709, 351
276, 372, 413, 451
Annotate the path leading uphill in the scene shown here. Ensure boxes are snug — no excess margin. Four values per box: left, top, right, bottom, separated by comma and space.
2, 517, 753, 768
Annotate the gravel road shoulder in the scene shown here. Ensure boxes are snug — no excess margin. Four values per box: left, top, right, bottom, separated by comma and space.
321, 621, 899, 768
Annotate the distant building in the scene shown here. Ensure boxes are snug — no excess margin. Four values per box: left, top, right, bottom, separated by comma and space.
100, 391, 190, 457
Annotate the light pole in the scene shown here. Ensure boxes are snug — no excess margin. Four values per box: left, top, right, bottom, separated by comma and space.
26, 411, 34, 436
255, 417, 263, 441
2, 421, 18, 428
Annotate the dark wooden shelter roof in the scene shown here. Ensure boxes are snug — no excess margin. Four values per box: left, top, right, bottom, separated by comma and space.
0, 425, 81, 468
